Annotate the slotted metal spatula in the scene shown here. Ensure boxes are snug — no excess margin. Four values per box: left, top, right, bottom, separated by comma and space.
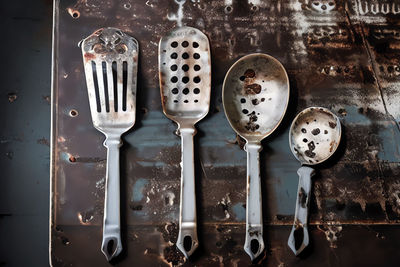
158, 26, 211, 258
80, 27, 139, 261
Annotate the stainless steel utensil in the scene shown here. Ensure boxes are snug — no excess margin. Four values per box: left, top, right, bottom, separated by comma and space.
222, 53, 290, 260
80, 27, 139, 261
158, 26, 211, 258
288, 107, 341, 255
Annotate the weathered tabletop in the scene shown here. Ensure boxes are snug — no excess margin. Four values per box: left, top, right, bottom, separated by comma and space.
50, 0, 400, 266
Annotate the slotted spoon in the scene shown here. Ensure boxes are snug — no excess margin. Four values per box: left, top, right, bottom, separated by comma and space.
158, 26, 211, 258
223, 53, 289, 261
80, 27, 139, 261
288, 107, 341, 255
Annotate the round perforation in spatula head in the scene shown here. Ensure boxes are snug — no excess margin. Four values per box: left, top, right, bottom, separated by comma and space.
289, 107, 341, 165
223, 53, 290, 142
159, 26, 211, 122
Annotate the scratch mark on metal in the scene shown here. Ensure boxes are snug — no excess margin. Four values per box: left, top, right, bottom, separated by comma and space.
359, 22, 400, 133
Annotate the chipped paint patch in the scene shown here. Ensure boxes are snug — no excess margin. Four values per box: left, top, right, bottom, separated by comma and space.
387, 181, 400, 215
136, 161, 167, 167
232, 202, 246, 221
163, 191, 176, 206
132, 178, 150, 202
37, 137, 50, 146
377, 123, 400, 162
318, 222, 343, 249
218, 193, 232, 219
340, 106, 372, 126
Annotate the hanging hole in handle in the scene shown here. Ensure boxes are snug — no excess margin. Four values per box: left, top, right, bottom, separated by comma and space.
106, 238, 117, 256
183, 235, 192, 252
294, 226, 304, 250
250, 239, 260, 255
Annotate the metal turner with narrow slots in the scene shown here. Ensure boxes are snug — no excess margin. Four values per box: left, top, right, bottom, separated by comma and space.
158, 26, 211, 258
80, 27, 139, 261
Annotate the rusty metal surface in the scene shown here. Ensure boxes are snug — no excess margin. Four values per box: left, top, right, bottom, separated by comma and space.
50, 0, 400, 265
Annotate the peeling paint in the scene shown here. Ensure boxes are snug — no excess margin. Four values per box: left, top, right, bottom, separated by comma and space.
232, 202, 246, 221
132, 178, 149, 202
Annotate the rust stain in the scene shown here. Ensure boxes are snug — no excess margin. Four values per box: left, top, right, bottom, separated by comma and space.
329, 140, 336, 153
37, 137, 50, 147
248, 230, 259, 237
156, 223, 185, 265
8, 92, 17, 103
68, 155, 76, 162
298, 187, 307, 208
159, 73, 166, 86
244, 69, 255, 78
294, 219, 303, 229
42, 95, 51, 104
227, 134, 246, 149
329, 121, 337, 129
84, 52, 96, 63
240, 69, 262, 95
244, 83, 262, 95
244, 111, 260, 132
305, 141, 316, 158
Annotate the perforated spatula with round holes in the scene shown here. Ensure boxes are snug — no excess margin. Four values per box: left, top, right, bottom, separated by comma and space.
158, 26, 211, 258
287, 107, 341, 255
80, 27, 139, 261
223, 53, 290, 261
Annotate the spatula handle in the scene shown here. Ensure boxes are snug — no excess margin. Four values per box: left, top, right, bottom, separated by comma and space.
176, 127, 199, 258
101, 135, 123, 261
288, 166, 315, 256
244, 142, 265, 261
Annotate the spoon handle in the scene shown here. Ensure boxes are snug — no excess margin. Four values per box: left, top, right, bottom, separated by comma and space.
176, 127, 199, 258
288, 166, 315, 255
244, 142, 265, 261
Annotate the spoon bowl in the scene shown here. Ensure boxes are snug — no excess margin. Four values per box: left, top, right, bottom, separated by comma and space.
223, 53, 289, 142
289, 107, 341, 165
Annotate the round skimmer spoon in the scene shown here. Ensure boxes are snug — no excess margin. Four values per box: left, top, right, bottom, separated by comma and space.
223, 53, 290, 261
288, 107, 341, 255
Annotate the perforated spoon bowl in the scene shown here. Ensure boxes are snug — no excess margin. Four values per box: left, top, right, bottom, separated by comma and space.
80, 27, 138, 261
288, 107, 341, 255
222, 53, 289, 261
158, 26, 211, 258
